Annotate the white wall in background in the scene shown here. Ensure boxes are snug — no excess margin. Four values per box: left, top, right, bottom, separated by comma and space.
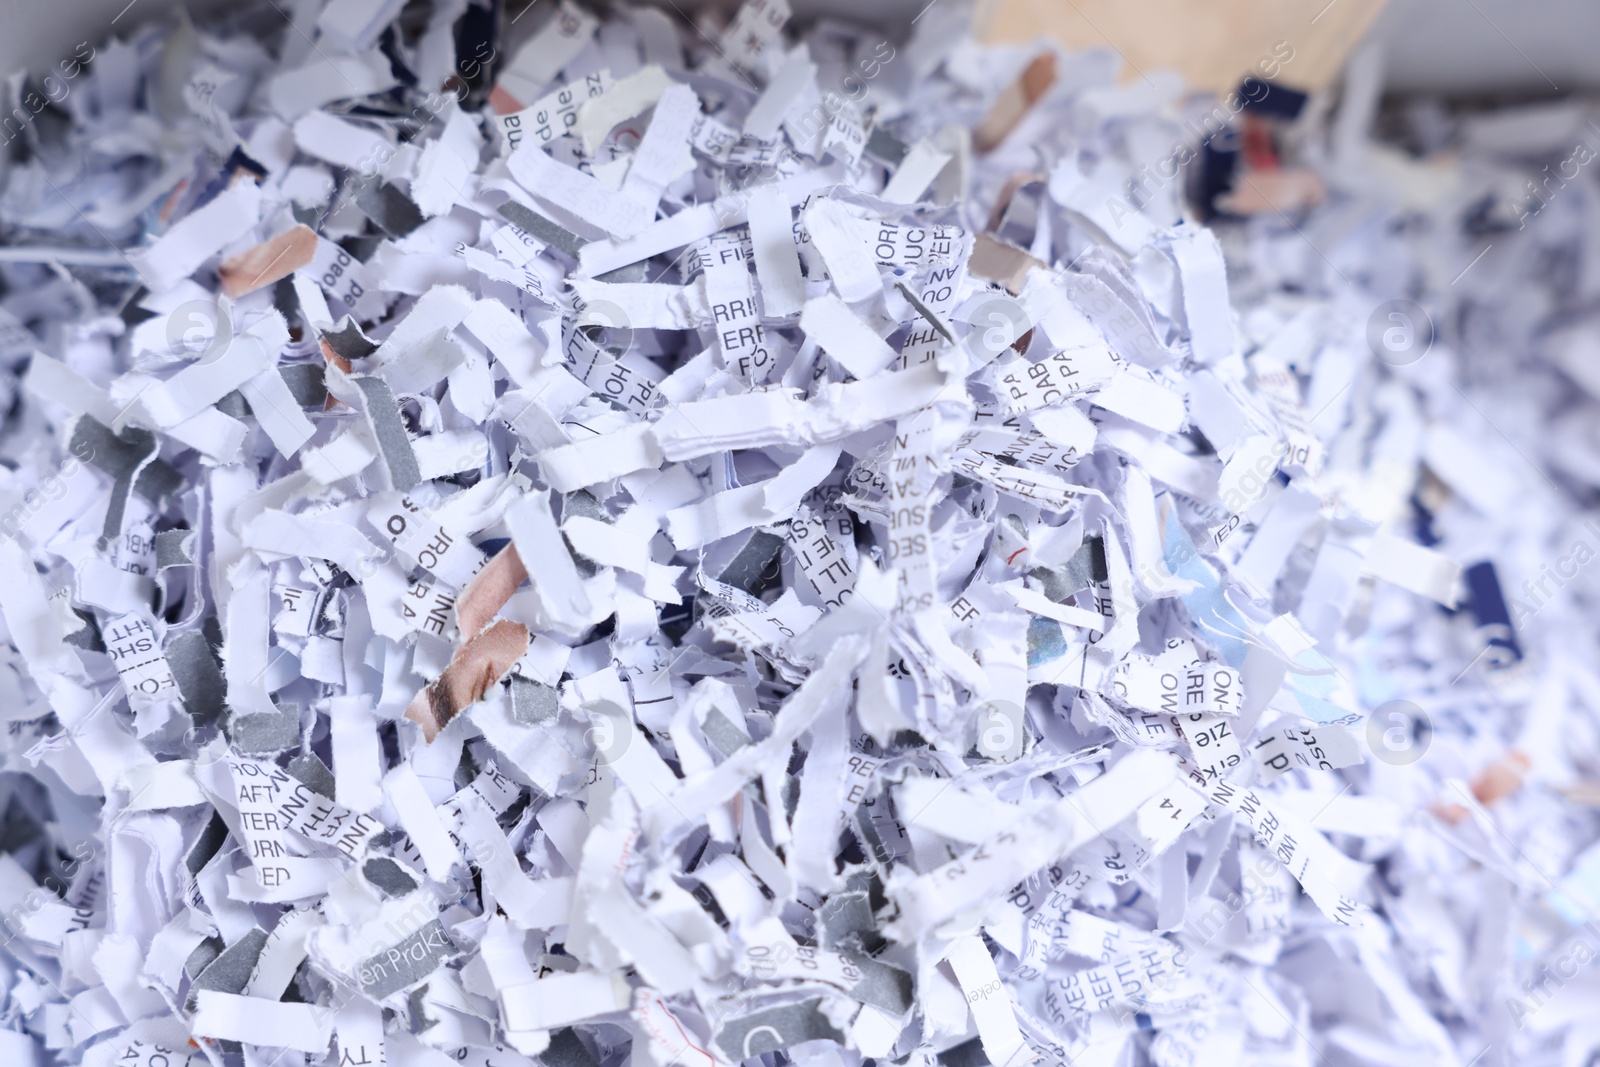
1372, 0, 1600, 95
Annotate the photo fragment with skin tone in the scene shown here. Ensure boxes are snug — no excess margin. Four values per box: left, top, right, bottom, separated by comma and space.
2, 1, 1600, 1067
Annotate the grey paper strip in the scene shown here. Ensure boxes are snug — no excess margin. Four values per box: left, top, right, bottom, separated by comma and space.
498, 200, 586, 259
355, 179, 426, 237
69, 415, 184, 503
509, 676, 559, 725
280, 363, 328, 407
285, 753, 337, 799
714, 999, 846, 1060
322, 317, 379, 362
167, 630, 226, 723
354, 375, 421, 492
357, 919, 457, 999
227, 702, 301, 756
190, 928, 270, 995
155, 528, 195, 568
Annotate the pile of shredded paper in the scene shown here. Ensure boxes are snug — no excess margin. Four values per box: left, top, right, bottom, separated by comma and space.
4, 1, 1600, 1065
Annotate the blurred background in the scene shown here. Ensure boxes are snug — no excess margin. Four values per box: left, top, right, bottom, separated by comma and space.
4, 0, 1599, 103
12, 0, 1600, 99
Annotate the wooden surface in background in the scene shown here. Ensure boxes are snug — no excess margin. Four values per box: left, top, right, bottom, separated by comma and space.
977, 0, 1389, 93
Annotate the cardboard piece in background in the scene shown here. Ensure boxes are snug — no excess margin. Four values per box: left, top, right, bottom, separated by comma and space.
976, 0, 1389, 93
